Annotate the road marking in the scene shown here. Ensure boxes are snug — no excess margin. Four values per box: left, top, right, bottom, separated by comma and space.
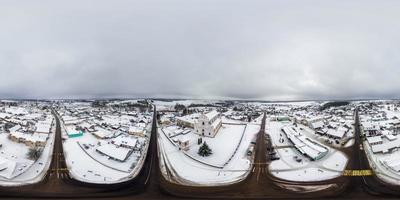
256, 167, 261, 183
50, 168, 68, 172
343, 170, 373, 176
252, 162, 268, 165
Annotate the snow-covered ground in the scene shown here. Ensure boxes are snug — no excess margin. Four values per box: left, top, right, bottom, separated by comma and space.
60, 119, 151, 184
162, 124, 246, 167
62, 126, 137, 183
359, 103, 400, 185
0, 124, 56, 186
159, 122, 260, 185
267, 120, 348, 182
0, 104, 55, 186
153, 100, 222, 111
58, 101, 153, 184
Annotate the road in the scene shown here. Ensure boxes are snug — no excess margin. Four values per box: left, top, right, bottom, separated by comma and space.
0, 108, 398, 199
252, 112, 268, 184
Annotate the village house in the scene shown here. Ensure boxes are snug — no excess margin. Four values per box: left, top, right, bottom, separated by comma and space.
9, 131, 48, 147
128, 125, 145, 137
173, 134, 190, 151
176, 113, 198, 128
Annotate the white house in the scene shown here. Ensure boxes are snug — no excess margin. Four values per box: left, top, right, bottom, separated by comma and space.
174, 134, 191, 151
367, 136, 383, 146
194, 110, 222, 138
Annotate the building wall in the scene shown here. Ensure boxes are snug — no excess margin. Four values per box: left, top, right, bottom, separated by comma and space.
177, 119, 194, 128
194, 113, 222, 138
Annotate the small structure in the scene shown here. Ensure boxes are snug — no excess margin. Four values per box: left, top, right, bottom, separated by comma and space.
277, 116, 290, 122
68, 131, 84, 138
96, 144, 132, 162
174, 134, 190, 151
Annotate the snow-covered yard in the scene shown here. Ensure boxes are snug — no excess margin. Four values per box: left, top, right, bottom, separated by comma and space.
163, 124, 246, 167
78, 140, 141, 173
5, 124, 56, 185
58, 102, 153, 184
61, 120, 150, 184
159, 122, 260, 185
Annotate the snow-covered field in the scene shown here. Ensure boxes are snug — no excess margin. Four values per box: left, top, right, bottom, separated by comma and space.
61, 121, 151, 183
162, 124, 246, 167
159, 122, 260, 185
153, 100, 222, 111
62, 127, 135, 183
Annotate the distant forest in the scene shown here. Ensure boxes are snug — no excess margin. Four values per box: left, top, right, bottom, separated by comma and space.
320, 101, 350, 111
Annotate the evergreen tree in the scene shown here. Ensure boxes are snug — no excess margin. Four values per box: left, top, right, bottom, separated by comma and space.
27, 147, 43, 160
198, 142, 212, 157
174, 103, 186, 111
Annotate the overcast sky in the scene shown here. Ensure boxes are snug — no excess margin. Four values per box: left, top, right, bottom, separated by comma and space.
1, 0, 400, 100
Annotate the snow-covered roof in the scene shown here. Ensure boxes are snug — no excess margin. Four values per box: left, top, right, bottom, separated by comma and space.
367, 136, 382, 144
371, 139, 400, 153
128, 126, 144, 133
9, 132, 47, 143
384, 134, 397, 141
96, 144, 131, 161
282, 126, 328, 160
9, 125, 21, 133
205, 110, 219, 121
176, 113, 199, 124
175, 134, 191, 142
311, 121, 324, 129
112, 135, 138, 148
326, 128, 346, 139
363, 122, 379, 130
92, 127, 113, 138
211, 118, 222, 128
0, 113, 11, 119
35, 122, 51, 134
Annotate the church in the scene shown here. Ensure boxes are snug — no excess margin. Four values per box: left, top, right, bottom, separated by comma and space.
194, 110, 222, 138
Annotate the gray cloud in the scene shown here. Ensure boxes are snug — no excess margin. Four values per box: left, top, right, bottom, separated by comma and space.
0, 0, 400, 100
